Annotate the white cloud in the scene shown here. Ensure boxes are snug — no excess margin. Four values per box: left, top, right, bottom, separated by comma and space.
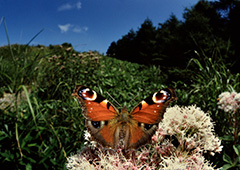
73, 26, 88, 33
83, 26, 88, 31
58, 24, 88, 33
58, 24, 73, 33
73, 27, 82, 33
76, 2, 81, 9
58, 4, 72, 11
58, 1, 82, 11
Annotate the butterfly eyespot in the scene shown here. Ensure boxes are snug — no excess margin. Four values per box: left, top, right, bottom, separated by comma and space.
152, 90, 171, 103
91, 121, 101, 128
144, 124, 153, 130
79, 87, 97, 101
139, 123, 154, 130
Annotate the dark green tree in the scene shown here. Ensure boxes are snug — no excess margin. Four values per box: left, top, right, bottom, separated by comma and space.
106, 41, 117, 57
212, 0, 240, 73
107, 19, 157, 64
107, 29, 137, 62
106, 0, 239, 73
183, 0, 226, 61
155, 14, 186, 68
134, 18, 157, 64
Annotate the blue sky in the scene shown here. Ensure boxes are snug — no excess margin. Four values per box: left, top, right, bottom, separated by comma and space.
0, 0, 200, 53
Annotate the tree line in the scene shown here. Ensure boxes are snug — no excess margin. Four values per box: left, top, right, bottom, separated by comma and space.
106, 0, 240, 73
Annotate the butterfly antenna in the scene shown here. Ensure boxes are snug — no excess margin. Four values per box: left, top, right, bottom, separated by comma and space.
106, 91, 122, 108
129, 89, 143, 105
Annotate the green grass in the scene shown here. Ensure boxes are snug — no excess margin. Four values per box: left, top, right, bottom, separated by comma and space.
0, 41, 239, 169
0, 43, 170, 169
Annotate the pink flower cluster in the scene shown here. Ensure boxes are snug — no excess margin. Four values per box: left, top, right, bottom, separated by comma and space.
218, 91, 240, 113
66, 144, 155, 170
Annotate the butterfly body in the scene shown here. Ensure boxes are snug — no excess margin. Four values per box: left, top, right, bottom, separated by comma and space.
72, 85, 176, 149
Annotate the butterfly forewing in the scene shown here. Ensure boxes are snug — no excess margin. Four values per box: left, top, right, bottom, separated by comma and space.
72, 85, 119, 121
130, 88, 177, 124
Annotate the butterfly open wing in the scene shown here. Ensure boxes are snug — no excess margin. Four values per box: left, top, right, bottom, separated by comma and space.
127, 88, 177, 149
72, 85, 119, 148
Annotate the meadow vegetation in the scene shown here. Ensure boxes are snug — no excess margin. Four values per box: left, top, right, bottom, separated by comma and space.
1, 0, 240, 169
0, 42, 239, 169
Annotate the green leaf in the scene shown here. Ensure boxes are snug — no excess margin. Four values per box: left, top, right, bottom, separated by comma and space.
223, 153, 232, 164
27, 143, 38, 147
233, 145, 239, 156
220, 135, 234, 141
236, 156, 240, 164
26, 163, 32, 170
221, 164, 233, 170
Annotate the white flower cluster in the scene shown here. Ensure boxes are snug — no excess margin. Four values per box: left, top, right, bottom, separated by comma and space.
159, 153, 217, 170
66, 154, 94, 170
159, 105, 223, 155
83, 130, 97, 147
218, 91, 240, 113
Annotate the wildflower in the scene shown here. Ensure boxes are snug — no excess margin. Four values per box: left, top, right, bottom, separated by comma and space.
151, 135, 158, 143
52, 55, 57, 60
235, 93, 240, 103
218, 91, 240, 113
66, 146, 155, 170
66, 47, 72, 52
159, 105, 222, 154
159, 154, 217, 170
78, 53, 83, 58
83, 130, 97, 147
48, 57, 52, 62
60, 65, 65, 70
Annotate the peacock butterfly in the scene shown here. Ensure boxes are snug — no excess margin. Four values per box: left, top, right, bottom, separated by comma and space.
72, 85, 177, 150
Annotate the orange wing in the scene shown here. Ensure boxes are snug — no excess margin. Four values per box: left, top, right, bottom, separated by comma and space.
131, 88, 176, 124
72, 85, 119, 121
126, 88, 176, 149
72, 85, 119, 148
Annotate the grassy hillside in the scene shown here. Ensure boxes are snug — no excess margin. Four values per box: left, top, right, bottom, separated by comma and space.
0, 44, 239, 169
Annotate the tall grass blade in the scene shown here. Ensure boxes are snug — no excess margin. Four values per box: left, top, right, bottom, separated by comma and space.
15, 122, 23, 159
22, 85, 42, 140
1, 16, 14, 59
26, 29, 44, 46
